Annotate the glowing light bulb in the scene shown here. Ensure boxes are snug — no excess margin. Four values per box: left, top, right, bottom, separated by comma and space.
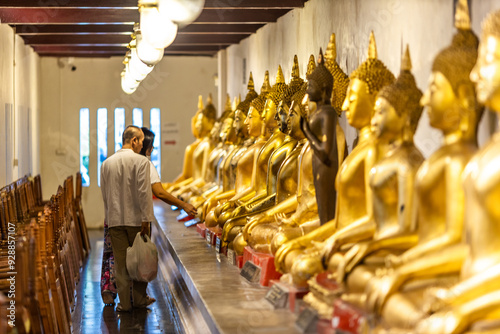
136, 30, 164, 66
129, 47, 154, 82
159, 0, 205, 24
140, 5, 178, 49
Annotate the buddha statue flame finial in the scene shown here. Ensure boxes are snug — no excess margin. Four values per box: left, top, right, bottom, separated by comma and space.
306, 54, 316, 77
368, 31, 377, 59
198, 95, 204, 110
262, 70, 272, 95
292, 55, 300, 79
207, 93, 213, 105
402, 44, 412, 71
248, 72, 255, 91
232, 96, 238, 112
225, 94, 232, 112
455, 0, 471, 30
325, 33, 337, 62
276, 65, 285, 84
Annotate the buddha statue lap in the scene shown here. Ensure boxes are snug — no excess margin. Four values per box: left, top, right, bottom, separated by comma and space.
274, 32, 395, 286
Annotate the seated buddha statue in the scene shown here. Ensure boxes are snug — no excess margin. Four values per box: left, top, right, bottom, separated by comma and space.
215, 66, 289, 226
168, 95, 216, 195
187, 77, 258, 206
274, 32, 395, 285
164, 95, 206, 191
237, 78, 310, 255
331, 46, 424, 284
221, 58, 315, 246
205, 74, 271, 228
359, 2, 485, 330
407, 8, 500, 334
270, 35, 352, 254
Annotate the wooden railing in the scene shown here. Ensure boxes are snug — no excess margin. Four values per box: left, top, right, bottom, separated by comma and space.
0, 172, 90, 333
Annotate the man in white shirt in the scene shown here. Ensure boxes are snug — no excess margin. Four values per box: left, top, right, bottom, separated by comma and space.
101, 125, 155, 312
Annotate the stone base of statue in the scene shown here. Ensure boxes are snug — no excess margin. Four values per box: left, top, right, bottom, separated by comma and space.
206, 226, 222, 247
268, 280, 309, 313
196, 222, 207, 238
331, 299, 369, 334
242, 246, 282, 286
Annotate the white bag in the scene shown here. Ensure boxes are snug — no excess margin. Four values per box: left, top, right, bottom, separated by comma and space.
126, 232, 158, 282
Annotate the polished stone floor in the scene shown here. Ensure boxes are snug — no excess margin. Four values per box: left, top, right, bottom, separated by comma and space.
71, 229, 184, 334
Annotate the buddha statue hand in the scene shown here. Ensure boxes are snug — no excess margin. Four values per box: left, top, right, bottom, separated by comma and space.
275, 212, 298, 227
320, 236, 339, 265
414, 310, 465, 334
336, 242, 372, 282
422, 287, 454, 314
275, 237, 310, 273
242, 214, 265, 241
365, 272, 399, 314
384, 253, 404, 268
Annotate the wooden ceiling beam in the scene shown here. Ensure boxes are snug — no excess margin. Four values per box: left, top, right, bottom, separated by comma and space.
22, 33, 247, 45
0, 8, 290, 24
13, 23, 263, 35
0, 0, 305, 9
37, 52, 216, 58
32, 44, 224, 53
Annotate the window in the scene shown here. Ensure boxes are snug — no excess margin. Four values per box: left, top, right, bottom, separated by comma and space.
133, 108, 143, 127
150, 108, 161, 177
79, 108, 90, 187
114, 108, 125, 152
97, 108, 108, 186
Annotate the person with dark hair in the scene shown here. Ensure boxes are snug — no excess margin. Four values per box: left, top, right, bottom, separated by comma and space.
100, 127, 196, 307
139, 127, 197, 215
100, 125, 154, 312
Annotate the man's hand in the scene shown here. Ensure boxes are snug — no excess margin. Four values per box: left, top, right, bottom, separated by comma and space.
182, 203, 197, 217
140, 222, 150, 237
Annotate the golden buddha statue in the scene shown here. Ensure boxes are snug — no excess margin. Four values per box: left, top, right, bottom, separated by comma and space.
407, 8, 500, 334
239, 78, 310, 255
215, 66, 289, 228
205, 73, 271, 228
333, 46, 424, 283
275, 32, 395, 285
168, 95, 217, 195
361, 1, 485, 330
222, 61, 308, 247
270, 35, 352, 254
231, 55, 319, 255
164, 95, 206, 191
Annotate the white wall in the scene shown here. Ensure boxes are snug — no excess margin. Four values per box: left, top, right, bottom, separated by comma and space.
0, 23, 40, 188
40, 56, 218, 228
223, 0, 500, 156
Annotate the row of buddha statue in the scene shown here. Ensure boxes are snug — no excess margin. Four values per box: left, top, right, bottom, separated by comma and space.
164, 0, 500, 331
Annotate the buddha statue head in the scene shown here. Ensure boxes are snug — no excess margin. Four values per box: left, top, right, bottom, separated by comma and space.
220, 111, 237, 144
372, 45, 423, 143
302, 55, 317, 118
242, 71, 270, 138
471, 10, 500, 111
194, 94, 216, 137
307, 49, 333, 106
421, 0, 482, 141
191, 95, 204, 138
289, 83, 308, 141
275, 55, 305, 134
343, 31, 395, 130
325, 33, 350, 116
263, 66, 288, 134
234, 109, 248, 138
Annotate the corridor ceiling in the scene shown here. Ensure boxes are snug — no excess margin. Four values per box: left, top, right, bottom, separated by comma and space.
0, 0, 308, 58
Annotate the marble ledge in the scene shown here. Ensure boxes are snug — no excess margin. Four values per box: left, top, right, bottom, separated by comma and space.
152, 201, 300, 334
